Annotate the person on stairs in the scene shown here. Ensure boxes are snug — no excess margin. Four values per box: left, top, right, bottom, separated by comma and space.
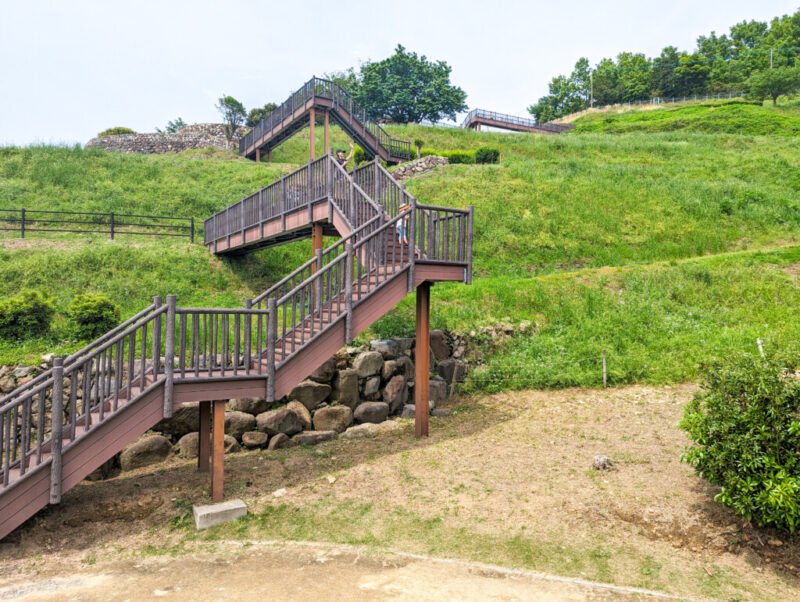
335, 143, 354, 169
396, 203, 410, 245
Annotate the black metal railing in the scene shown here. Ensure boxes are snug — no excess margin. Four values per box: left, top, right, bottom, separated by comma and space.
0, 209, 194, 242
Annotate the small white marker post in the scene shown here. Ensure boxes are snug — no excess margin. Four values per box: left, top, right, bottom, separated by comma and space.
602, 349, 607, 389
757, 338, 765, 358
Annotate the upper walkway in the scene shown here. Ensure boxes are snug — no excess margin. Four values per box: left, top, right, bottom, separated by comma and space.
240, 78, 413, 165
461, 109, 575, 134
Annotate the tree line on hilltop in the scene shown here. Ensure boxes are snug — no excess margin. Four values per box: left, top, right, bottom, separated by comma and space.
529, 9, 800, 122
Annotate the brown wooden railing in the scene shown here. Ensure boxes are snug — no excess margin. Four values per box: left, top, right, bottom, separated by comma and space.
239, 77, 412, 161
462, 108, 575, 134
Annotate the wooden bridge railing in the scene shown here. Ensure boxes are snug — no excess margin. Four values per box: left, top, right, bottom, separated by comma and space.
239, 77, 412, 161
462, 108, 575, 133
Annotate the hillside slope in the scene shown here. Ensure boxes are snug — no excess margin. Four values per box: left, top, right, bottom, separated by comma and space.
571, 99, 800, 135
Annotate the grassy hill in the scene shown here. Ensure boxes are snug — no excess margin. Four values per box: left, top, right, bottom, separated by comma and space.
571, 99, 800, 135
1, 123, 799, 385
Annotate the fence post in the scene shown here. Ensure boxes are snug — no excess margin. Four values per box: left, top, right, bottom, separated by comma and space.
20, 208, 25, 239
152, 295, 162, 379
407, 197, 416, 293
49, 357, 64, 504
240, 196, 246, 243
244, 299, 252, 373
266, 298, 276, 402
281, 176, 287, 230
308, 158, 314, 220
190, 218, 194, 243
109, 212, 115, 240
345, 243, 354, 343
466, 205, 474, 285
163, 295, 175, 418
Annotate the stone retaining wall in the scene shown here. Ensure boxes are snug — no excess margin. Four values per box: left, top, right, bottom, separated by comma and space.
85, 123, 248, 154
390, 155, 448, 181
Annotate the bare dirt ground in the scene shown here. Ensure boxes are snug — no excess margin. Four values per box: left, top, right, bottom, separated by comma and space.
2, 384, 799, 600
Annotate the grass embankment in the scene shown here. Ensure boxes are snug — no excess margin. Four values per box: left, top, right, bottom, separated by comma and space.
1, 129, 799, 385
572, 98, 800, 135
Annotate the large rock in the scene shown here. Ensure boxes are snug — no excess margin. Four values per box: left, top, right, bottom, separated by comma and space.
429, 377, 448, 409
352, 351, 384, 378
267, 432, 297, 450
362, 376, 381, 400
0, 375, 16, 393
227, 397, 270, 416
396, 356, 415, 378
176, 432, 199, 458
383, 375, 409, 413
309, 358, 337, 383
437, 359, 466, 384
430, 330, 450, 361
341, 423, 379, 439
312, 405, 353, 433
224, 435, 240, 454
242, 431, 268, 448
370, 339, 399, 360
332, 347, 350, 369
225, 411, 256, 440
120, 435, 172, 471
382, 360, 398, 381
288, 380, 331, 411
153, 402, 199, 438
354, 401, 390, 424
292, 430, 337, 446
330, 369, 359, 408
256, 409, 303, 437
401, 404, 416, 419
394, 337, 415, 356
286, 401, 312, 430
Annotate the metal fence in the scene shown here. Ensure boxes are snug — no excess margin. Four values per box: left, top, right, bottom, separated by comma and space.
0, 209, 194, 241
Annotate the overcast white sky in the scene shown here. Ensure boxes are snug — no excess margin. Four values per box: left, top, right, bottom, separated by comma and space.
0, 0, 796, 146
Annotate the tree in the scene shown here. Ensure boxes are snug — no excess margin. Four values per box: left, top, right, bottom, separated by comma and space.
323, 68, 359, 96
527, 58, 591, 121
246, 103, 278, 127
215, 95, 246, 143
592, 58, 624, 105
650, 46, 683, 97
156, 117, 187, 134
749, 66, 800, 104
353, 44, 467, 123
617, 52, 652, 101
675, 53, 711, 96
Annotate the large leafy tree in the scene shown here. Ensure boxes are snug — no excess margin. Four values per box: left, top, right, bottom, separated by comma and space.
246, 103, 278, 127
749, 66, 800, 104
353, 45, 467, 123
215, 95, 246, 143
528, 58, 591, 122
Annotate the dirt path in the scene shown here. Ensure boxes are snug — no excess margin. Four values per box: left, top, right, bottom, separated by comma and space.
0, 541, 679, 601
2, 385, 799, 600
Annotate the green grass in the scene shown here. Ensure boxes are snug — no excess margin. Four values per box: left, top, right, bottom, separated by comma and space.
1, 125, 800, 382
572, 99, 800, 136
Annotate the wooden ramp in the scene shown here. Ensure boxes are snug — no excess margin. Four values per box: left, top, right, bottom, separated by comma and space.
462, 108, 575, 134
0, 157, 472, 541
239, 78, 412, 164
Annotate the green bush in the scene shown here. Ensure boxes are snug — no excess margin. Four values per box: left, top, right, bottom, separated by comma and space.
475, 147, 500, 164
419, 148, 475, 164
680, 352, 800, 531
353, 145, 368, 166
98, 127, 136, 137
0, 290, 55, 340
66, 293, 121, 340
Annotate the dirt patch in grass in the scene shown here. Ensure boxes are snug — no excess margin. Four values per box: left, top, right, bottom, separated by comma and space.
782, 262, 800, 279
2, 385, 799, 600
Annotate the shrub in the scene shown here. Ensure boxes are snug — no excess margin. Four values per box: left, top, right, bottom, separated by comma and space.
66, 293, 121, 340
0, 290, 55, 340
98, 127, 136, 137
419, 148, 475, 164
475, 147, 500, 164
680, 352, 800, 531
353, 145, 368, 166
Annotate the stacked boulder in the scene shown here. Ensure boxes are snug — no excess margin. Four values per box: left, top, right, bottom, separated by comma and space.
117, 331, 467, 471
391, 156, 448, 181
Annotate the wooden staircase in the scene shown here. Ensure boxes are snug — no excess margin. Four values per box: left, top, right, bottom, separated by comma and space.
0, 157, 472, 541
239, 77, 413, 164
461, 108, 575, 134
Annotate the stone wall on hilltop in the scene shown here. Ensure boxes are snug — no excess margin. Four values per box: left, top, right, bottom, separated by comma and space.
85, 123, 248, 154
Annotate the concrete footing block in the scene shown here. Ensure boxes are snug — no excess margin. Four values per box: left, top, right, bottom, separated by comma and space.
193, 499, 247, 530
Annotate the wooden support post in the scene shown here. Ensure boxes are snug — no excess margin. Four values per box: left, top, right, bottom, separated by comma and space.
323, 110, 329, 155
415, 282, 431, 438
198, 400, 210, 472
267, 148, 272, 163
49, 357, 64, 504
211, 399, 225, 502
311, 224, 323, 266
256, 148, 261, 163
309, 107, 316, 160
163, 295, 176, 418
